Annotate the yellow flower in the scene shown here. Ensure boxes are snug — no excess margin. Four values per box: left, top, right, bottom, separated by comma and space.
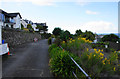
72, 40, 75, 42
94, 55, 96, 57
96, 51, 99, 54
94, 48, 97, 52
102, 60, 105, 63
101, 49, 103, 52
100, 53, 104, 57
78, 38, 80, 40
113, 67, 116, 71
89, 41, 92, 43
101, 57, 103, 59
70, 41, 72, 43
62, 41, 65, 44
87, 48, 89, 51
105, 58, 107, 60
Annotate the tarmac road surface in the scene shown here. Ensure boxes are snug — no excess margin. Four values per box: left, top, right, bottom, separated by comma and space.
2, 39, 53, 79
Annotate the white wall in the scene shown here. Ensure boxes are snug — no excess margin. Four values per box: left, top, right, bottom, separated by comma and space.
0, 22, 2, 44
32, 24, 39, 31
14, 15, 21, 29
21, 19, 27, 28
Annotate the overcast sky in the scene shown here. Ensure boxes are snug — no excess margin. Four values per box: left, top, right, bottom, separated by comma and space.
0, 0, 119, 34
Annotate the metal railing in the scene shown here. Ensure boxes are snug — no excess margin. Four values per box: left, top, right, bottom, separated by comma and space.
60, 46, 91, 79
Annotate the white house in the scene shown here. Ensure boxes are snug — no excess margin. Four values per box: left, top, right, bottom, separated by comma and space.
21, 19, 27, 28
0, 9, 22, 29
32, 23, 39, 31
4, 13, 22, 29
0, 9, 9, 55
93, 34, 104, 43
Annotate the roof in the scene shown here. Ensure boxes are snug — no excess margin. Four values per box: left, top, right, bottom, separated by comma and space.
35, 23, 46, 26
8, 13, 22, 18
0, 9, 22, 18
0, 9, 8, 15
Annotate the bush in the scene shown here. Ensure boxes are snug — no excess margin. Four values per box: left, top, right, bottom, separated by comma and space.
54, 37, 62, 46
49, 45, 83, 77
61, 37, 92, 56
61, 36, 119, 77
48, 44, 57, 52
48, 37, 52, 45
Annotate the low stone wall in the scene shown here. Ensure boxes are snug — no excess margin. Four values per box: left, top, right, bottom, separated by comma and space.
2, 28, 41, 48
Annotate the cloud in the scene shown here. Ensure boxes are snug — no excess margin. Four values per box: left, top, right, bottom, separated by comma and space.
0, 0, 55, 6
86, 10, 99, 15
1, 0, 119, 6
48, 21, 117, 34
79, 21, 117, 33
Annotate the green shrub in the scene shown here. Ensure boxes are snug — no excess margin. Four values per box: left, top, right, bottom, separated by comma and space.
61, 37, 118, 77
49, 45, 83, 77
54, 37, 62, 46
48, 37, 52, 45
48, 44, 57, 52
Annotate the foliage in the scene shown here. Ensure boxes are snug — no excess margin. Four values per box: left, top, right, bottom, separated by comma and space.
36, 25, 43, 32
27, 24, 34, 32
79, 48, 118, 77
43, 26, 48, 33
81, 31, 95, 41
91, 42, 109, 49
36, 24, 48, 33
54, 37, 62, 46
52, 27, 62, 37
44, 33, 51, 39
48, 44, 57, 52
75, 29, 83, 36
51, 34, 55, 38
61, 36, 119, 77
21, 24, 24, 30
49, 45, 82, 77
48, 37, 52, 45
101, 34, 119, 42
23, 28, 29, 32
61, 37, 92, 55
60, 30, 71, 42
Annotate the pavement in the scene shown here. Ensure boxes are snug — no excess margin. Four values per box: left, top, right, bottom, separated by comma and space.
2, 39, 53, 79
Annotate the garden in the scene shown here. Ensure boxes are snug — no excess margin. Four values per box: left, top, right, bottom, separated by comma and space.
48, 27, 120, 78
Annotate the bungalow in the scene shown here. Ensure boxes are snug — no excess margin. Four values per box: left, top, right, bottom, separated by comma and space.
35, 23, 48, 34
21, 19, 28, 28
32, 23, 39, 32
93, 34, 104, 43
21, 19, 39, 31
0, 9, 22, 29
24, 19, 33, 25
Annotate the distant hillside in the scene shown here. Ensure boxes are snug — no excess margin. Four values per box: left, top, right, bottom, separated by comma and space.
97, 33, 120, 38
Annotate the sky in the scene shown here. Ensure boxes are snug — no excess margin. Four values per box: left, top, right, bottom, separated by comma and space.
0, 0, 119, 34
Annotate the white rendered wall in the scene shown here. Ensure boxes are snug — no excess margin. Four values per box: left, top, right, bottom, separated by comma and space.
14, 15, 21, 29
0, 22, 2, 44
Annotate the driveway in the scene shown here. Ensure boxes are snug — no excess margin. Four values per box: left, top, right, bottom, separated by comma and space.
2, 39, 53, 78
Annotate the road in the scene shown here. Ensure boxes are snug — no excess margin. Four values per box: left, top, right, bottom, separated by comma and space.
2, 39, 53, 79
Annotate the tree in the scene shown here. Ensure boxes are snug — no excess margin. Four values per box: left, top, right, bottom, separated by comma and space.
60, 30, 71, 42
43, 26, 48, 33
75, 29, 82, 36
101, 34, 119, 42
52, 27, 62, 37
36, 25, 43, 32
82, 31, 95, 41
